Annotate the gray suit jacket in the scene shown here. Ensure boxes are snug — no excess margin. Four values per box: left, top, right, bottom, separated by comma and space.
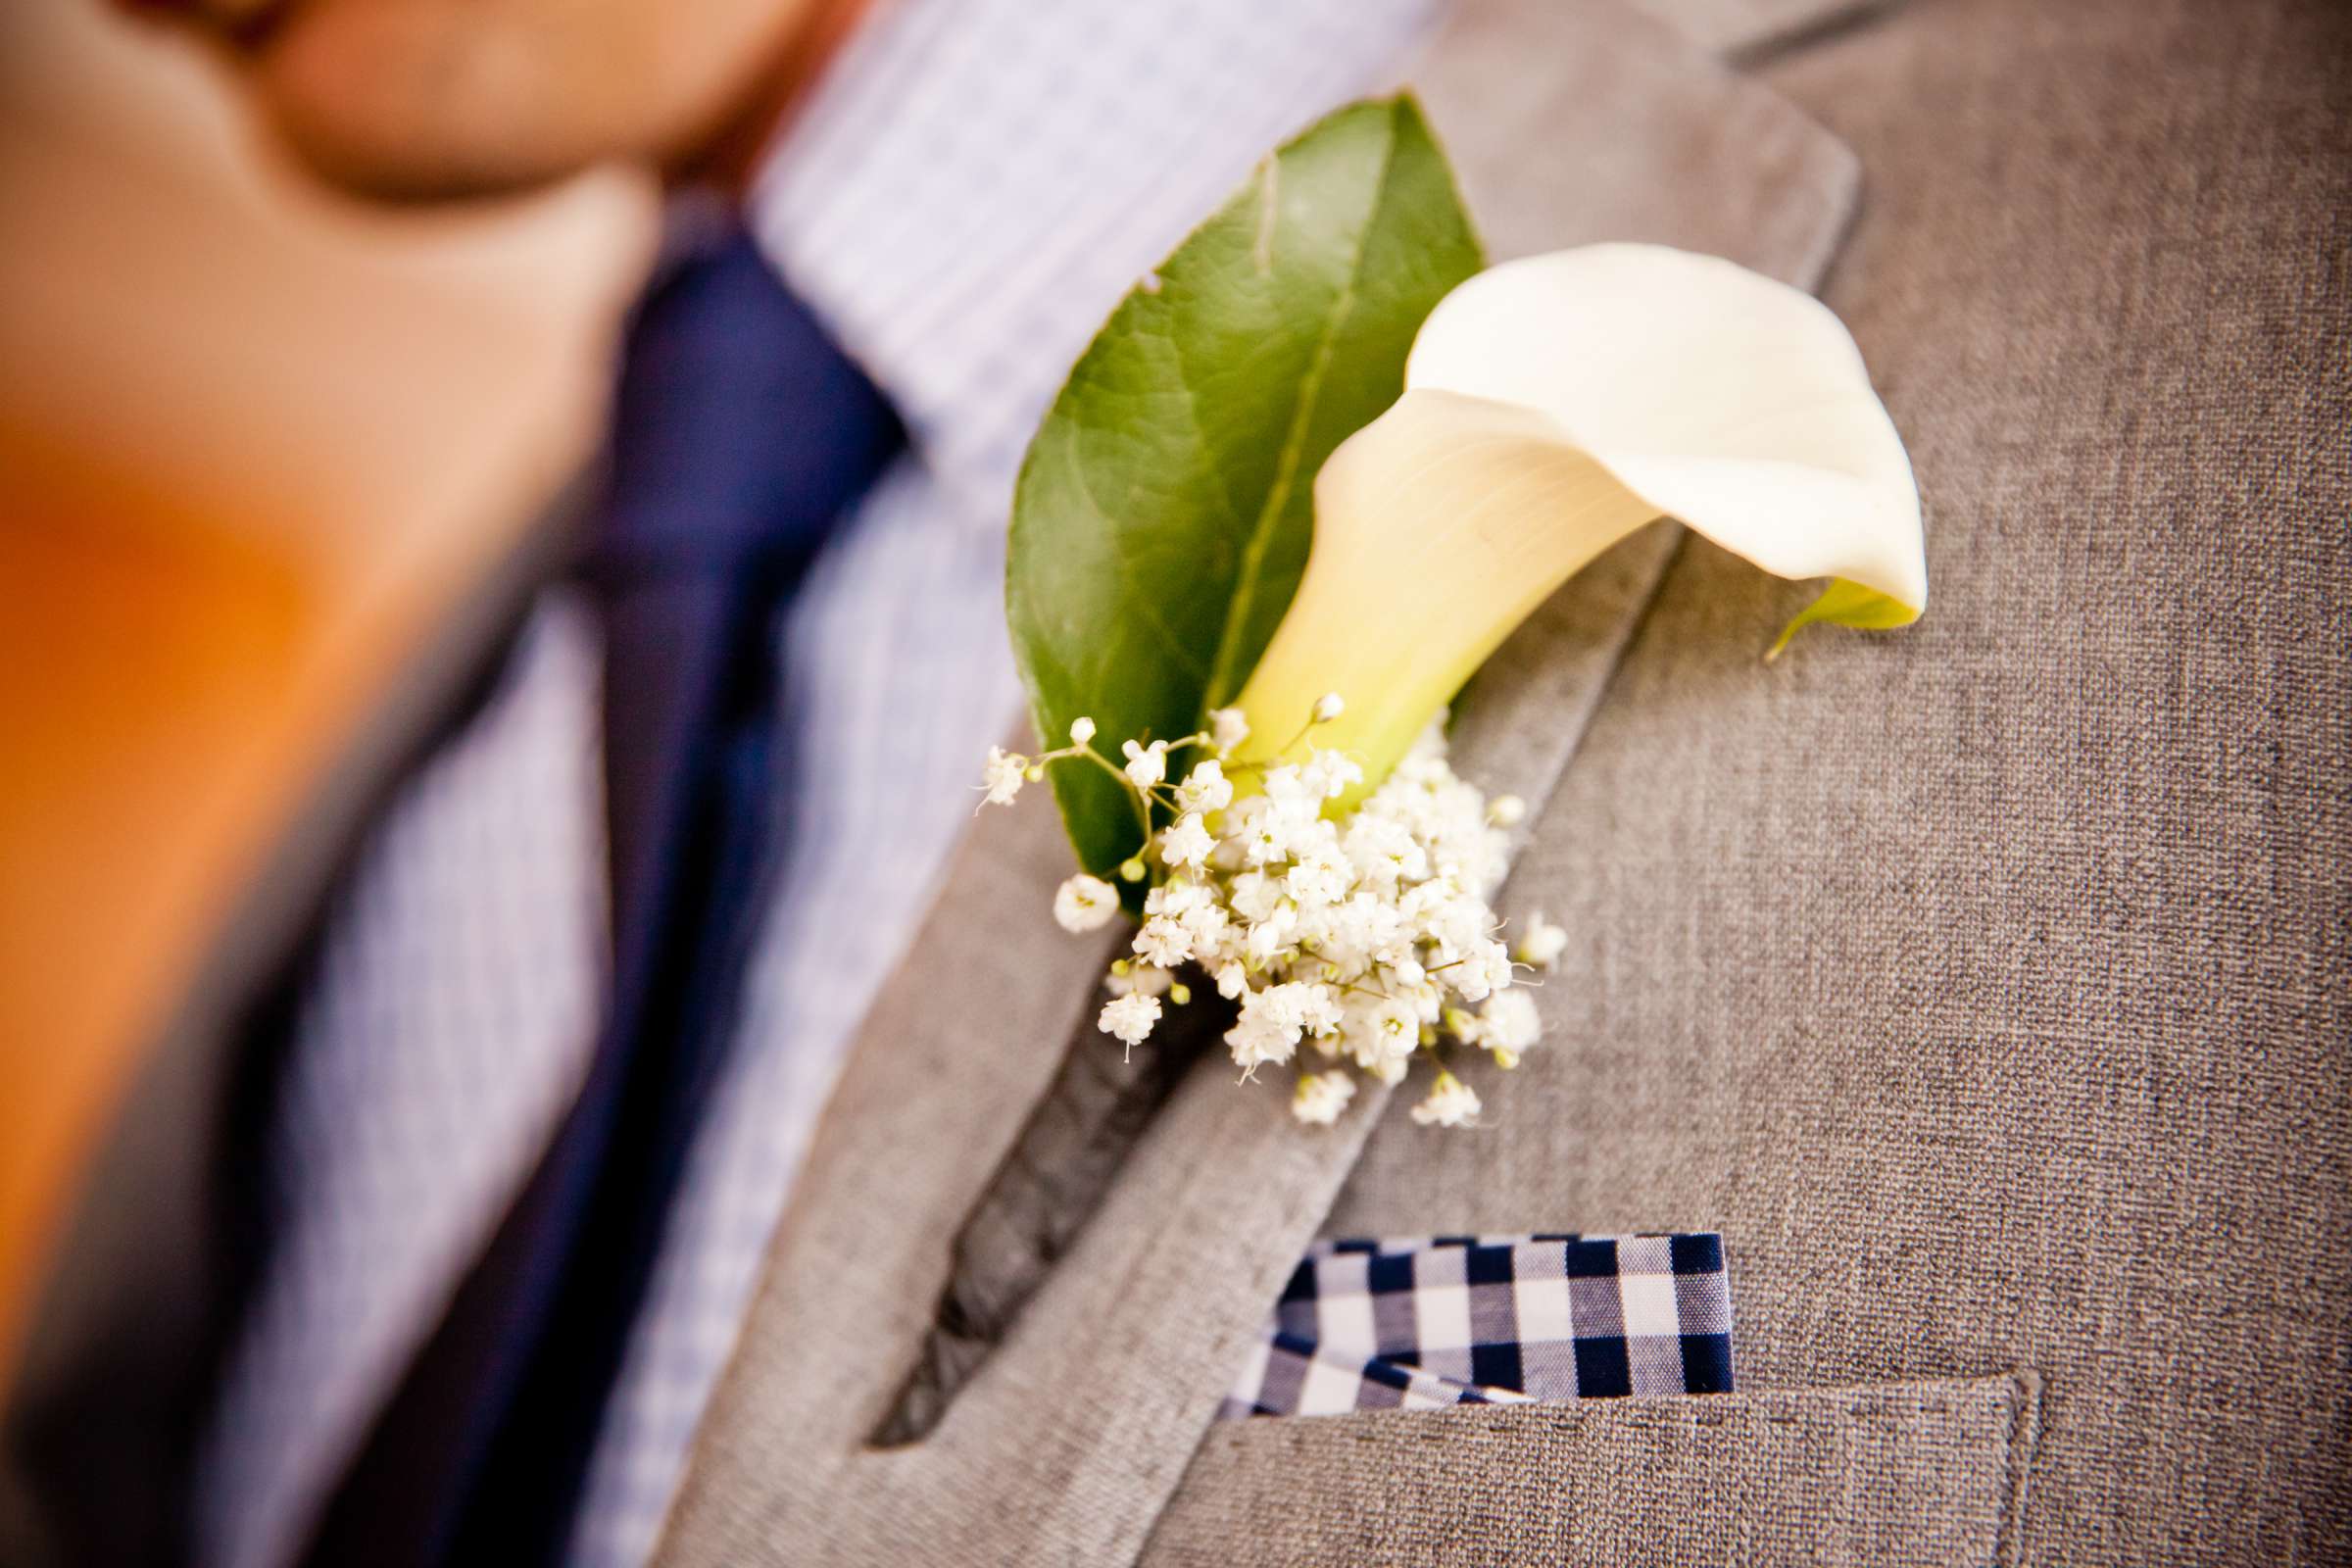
651, 0, 2351, 1563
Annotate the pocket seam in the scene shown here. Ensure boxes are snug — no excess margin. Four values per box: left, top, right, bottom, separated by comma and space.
1997, 1368, 2046, 1568
1411, 1375, 2019, 1436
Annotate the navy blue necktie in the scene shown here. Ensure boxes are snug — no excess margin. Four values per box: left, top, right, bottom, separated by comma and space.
302, 227, 902, 1566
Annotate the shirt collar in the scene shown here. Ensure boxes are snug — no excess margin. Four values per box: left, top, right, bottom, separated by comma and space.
746, 0, 1436, 531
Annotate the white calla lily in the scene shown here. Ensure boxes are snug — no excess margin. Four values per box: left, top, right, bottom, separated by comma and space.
1234, 242, 1926, 801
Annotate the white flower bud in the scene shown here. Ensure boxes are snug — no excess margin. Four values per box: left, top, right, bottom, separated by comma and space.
1069, 716, 1098, 745
1312, 692, 1346, 723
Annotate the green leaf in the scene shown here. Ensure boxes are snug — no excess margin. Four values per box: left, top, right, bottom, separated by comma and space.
1766, 576, 1922, 662
1006, 94, 1484, 878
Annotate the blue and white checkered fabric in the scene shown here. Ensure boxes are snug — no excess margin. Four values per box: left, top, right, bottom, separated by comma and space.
196, 4, 1441, 1566
1220, 1234, 1736, 1420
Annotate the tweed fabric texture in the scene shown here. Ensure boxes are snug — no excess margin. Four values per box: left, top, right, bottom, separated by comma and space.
1219, 1235, 1735, 1419
651, 5, 1866, 1563
1311, 0, 2352, 1562
1150, 1374, 2040, 1567
661, 0, 2352, 1556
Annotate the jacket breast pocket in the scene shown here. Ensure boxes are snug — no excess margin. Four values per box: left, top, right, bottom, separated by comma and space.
1141, 1372, 2040, 1568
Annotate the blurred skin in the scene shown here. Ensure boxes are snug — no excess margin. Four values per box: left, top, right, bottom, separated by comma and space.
131, 0, 872, 197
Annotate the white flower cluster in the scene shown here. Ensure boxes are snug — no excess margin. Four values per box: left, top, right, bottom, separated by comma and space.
979, 697, 1571, 1129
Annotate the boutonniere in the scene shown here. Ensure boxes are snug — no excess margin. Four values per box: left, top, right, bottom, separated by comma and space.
975, 96, 1924, 1129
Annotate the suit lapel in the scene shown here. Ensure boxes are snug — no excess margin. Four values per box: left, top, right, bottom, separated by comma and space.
657, 4, 1862, 1564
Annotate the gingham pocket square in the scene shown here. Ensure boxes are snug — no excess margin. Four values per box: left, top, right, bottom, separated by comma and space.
1218, 1233, 1734, 1420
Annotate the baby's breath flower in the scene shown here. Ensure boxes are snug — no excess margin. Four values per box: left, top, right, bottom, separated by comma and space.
1344, 813, 1426, 889
981, 746, 1028, 807
1348, 996, 1421, 1074
1147, 880, 1227, 962
1261, 764, 1320, 813
1099, 991, 1161, 1053
1295, 982, 1345, 1039
1121, 738, 1170, 788
1515, 912, 1569, 969
1243, 913, 1296, 967
1284, 844, 1352, 909
1486, 793, 1527, 828
1450, 938, 1517, 1004
1226, 1004, 1298, 1077
1420, 895, 1491, 960
1410, 1070, 1483, 1128
1304, 748, 1365, 800
1134, 915, 1195, 968
1159, 811, 1216, 869
1173, 758, 1233, 816
1256, 981, 1323, 1032
1228, 870, 1283, 924
1292, 1069, 1357, 1126
1103, 962, 1173, 998
1238, 805, 1299, 867
1481, 989, 1541, 1054
1069, 716, 1098, 745
1398, 976, 1445, 1025
1312, 692, 1347, 723
1178, 901, 1231, 955
1053, 873, 1119, 933
984, 699, 1536, 1126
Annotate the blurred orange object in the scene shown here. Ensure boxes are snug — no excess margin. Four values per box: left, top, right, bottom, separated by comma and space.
0, 0, 658, 1390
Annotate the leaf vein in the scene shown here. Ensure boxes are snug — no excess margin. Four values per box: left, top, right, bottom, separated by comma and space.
1202, 104, 1403, 709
